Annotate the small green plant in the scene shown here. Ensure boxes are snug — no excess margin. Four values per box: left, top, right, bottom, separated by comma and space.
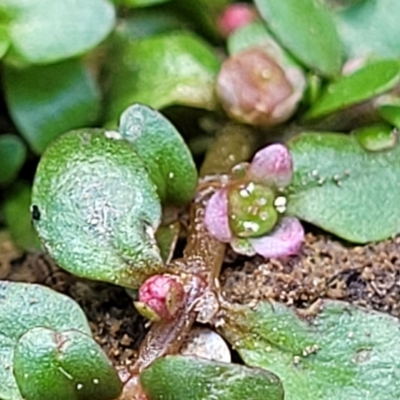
1, 0, 400, 399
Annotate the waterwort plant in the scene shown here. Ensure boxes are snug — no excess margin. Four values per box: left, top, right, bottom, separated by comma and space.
204, 144, 304, 258
3, 0, 400, 399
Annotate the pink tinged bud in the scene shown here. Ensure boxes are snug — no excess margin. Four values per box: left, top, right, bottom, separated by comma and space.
249, 217, 304, 259
248, 144, 293, 188
135, 274, 185, 321
216, 48, 304, 126
204, 188, 232, 242
217, 3, 258, 38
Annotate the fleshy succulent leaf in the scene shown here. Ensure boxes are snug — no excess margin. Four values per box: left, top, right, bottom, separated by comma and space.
3, 59, 101, 154
1, 0, 115, 65
0, 281, 91, 400
32, 128, 164, 288
14, 328, 122, 400
103, 32, 221, 125
140, 355, 284, 400
305, 59, 400, 120
287, 131, 400, 243
221, 299, 400, 400
334, 0, 400, 59
248, 144, 293, 188
254, 0, 343, 76
249, 216, 304, 258
118, 104, 198, 206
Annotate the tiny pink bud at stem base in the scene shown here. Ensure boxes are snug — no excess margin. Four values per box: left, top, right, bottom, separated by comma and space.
137, 274, 185, 321
218, 3, 258, 38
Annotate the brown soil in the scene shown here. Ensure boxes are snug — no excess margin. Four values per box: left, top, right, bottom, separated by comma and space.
1, 229, 400, 370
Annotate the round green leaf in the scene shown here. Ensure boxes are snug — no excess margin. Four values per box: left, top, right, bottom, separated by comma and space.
334, 0, 400, 59
286, 131, 400, 243
103, 32, 221, 125
254, 0, 343, 76
306, 59, 400, 120
32, 128, 164, 288
2, 183, 41, 251
221, 300, 400, 400
0, 134, 26, 185
14, 327, 122, 400
0, 281, 91, 400
119, 104, 197, 205
1, 0, 115, 65
140, 355, 284, 400
3, 59, 101, 154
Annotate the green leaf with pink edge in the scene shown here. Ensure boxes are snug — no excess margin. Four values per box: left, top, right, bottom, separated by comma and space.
0, 281, 121, 400
140, 355, 284, 400
220, 299, 400, 400
103, 32, 221, 126
286, 131, 400, 243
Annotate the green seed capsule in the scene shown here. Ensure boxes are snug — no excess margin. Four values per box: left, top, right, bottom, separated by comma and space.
228, 181, 278, 238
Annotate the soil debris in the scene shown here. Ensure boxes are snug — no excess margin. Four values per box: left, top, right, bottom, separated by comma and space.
221, 232, 400, 317
2, 229, 400, 369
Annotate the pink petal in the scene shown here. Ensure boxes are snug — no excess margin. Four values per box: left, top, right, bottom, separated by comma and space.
248, 144, 293, 188
249, 217, 304, 259
204, 188, 232, 242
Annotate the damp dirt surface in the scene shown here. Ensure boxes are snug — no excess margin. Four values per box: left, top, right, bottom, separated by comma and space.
1, 229, 400, 370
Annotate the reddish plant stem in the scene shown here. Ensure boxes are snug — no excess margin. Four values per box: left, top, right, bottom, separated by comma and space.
120, 125, 256, 399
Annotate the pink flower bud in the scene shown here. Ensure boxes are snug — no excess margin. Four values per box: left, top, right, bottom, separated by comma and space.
135, 274, 185, 321
248, 144, 293, 188
217, 3, 258, 38
216, 48, 305, 126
